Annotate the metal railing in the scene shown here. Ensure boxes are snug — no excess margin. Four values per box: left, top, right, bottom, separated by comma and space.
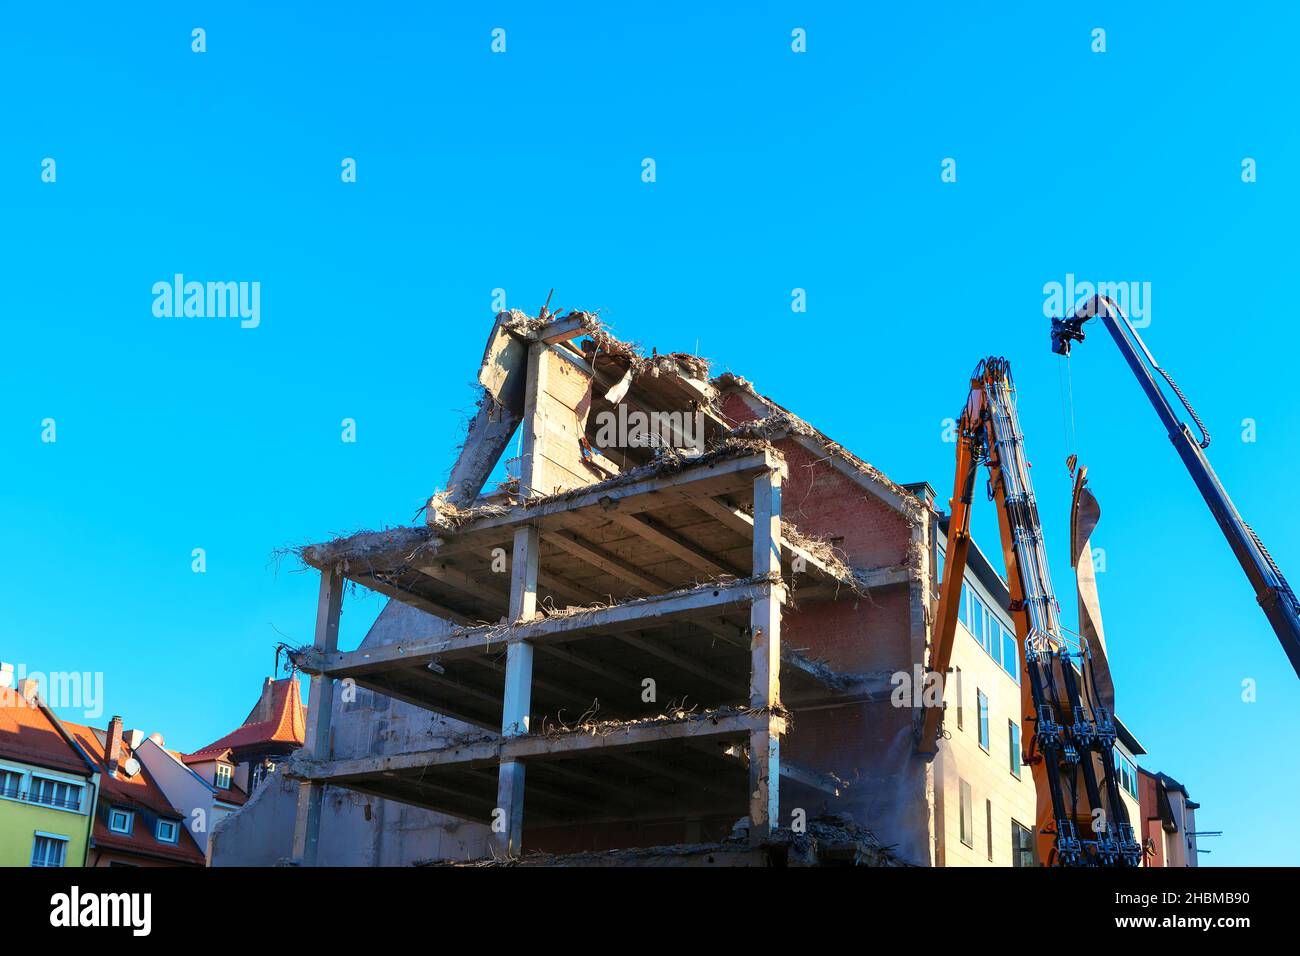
0, 783, 83, 811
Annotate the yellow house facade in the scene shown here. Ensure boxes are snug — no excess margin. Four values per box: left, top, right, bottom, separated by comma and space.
0, 676, 99, 867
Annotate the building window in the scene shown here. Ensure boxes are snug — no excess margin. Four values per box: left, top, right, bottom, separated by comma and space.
1008, 720, 1021, 778
0, 768, 22, 800
31, 834, 68, 868
156, 819, 179, 844
959, 779, 973, 848
985, 799, 994, 861
954, 667, 963, 730
29, 776, 83, 811
108, 808, 133, 834
215, 763, 232, 789
1012, 820, 1036, 867
1117, 753, 1139, 799
1000, 625, 1019, 681
983, 606, 996, 660
977, 690, 989, 751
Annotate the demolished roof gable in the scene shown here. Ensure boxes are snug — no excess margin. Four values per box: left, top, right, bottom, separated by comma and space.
712, 372, 924, 525
436, 309, 728, 517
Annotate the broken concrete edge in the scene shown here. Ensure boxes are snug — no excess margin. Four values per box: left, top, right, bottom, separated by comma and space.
292, 439, 783, 571
783, 652, 895, 697
292, 432, 893, 601
281, 701, 787, 780
500, 308, 601, 343
530, 700, 791, 742
498, 308, 709, 382
414, 814, 907, 867
432, 435, 781, 529
287, 576, 790, 685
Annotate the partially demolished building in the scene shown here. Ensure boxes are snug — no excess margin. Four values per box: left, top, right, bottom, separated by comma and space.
272, 308, 1043, 866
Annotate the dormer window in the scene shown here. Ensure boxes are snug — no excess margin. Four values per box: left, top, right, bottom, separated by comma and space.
156, 819, 179, 844
108, 808, 133, 834
215, 763, 232, 789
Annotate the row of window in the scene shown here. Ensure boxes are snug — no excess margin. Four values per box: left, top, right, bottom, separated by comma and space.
28, 811, 182, 869
957, 780, 1036, 866
107, 806, 180, 843
961, 584, 1019, 682
0, 766, 86, 812
936, 546, 1021, 684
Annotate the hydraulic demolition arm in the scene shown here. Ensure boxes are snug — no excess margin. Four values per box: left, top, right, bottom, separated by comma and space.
921, 358, 1141, 867
1051, 295, 1300, 680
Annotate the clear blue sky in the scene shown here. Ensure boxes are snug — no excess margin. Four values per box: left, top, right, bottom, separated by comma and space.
3, 2, 1295, 864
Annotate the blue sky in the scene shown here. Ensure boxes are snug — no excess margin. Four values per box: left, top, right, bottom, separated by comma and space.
3, 2, 1296, 864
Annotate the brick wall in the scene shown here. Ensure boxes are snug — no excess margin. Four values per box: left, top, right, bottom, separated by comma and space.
719, 388, 932, 862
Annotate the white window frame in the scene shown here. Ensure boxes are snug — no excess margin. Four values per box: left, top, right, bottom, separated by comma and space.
1117, 753, 1139, 799
155, 819, 179, 844
108, 807, 134, 834
215, 763, 232, 789
31, 832, 70, 868
0, 764, 26, 801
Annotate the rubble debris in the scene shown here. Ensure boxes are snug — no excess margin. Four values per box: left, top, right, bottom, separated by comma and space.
417, 812, 904, 867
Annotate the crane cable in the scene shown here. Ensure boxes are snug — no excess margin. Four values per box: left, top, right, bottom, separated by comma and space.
1058, 351, 1080, 477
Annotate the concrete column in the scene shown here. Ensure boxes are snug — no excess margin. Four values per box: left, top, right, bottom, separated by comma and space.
495, 525, 538, 857
292, 567, 343, 866
749, 469, 783, 833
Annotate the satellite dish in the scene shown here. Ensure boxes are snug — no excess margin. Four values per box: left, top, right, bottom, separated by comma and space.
122, 757, 141, 777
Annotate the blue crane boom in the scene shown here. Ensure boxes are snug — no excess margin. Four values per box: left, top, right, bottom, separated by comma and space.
1051, 295, 1300, 680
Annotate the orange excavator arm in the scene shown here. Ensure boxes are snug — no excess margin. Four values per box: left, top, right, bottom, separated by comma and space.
919, 359, 1139, 867
918, 383, 984, 753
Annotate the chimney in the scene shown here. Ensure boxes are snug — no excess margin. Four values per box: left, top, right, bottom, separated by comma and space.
105, 715, 124, 776
16, 678, 40, 705
255, 677, 275, 723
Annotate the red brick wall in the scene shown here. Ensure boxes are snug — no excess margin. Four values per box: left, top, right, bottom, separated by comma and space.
720, 389, 932, 863
1139, 773, 1166, 867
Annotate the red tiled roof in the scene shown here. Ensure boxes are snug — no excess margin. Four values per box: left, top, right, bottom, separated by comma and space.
215, 784, 249, 807
63, 721, 206, 867
90, 826, 206, 866
179, 747, 231, 766
187, 678, 306, 761
0, 690, 94, 777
